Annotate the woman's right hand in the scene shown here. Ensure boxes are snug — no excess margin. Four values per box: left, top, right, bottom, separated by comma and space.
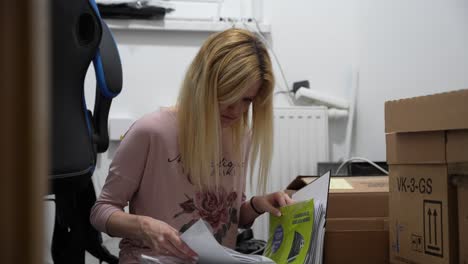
139, 216, 198, 263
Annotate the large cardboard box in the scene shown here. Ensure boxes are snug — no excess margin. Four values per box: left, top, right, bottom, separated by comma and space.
385, 89, 468, 264
325, 217, 389, 264
457, 178, 468, 264
286, 176, 390, 264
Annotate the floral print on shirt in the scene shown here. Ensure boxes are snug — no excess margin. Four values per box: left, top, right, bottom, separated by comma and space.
173, 186, 238, 244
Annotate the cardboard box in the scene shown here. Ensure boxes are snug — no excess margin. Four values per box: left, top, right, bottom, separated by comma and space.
325, 217, 389, 264
286, 176, 390, 264
457, 179, 468, 264
385, 89, 468, 264
287, 176, 389, 218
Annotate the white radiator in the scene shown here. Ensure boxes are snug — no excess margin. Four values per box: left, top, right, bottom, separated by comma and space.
248, 106, 330, 241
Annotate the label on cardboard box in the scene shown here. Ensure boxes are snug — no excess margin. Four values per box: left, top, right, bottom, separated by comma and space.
389, 165, 457, 264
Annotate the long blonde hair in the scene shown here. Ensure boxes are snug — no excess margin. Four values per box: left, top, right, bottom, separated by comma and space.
176, 28, 274, 193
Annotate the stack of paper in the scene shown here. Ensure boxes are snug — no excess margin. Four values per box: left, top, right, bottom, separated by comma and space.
263, 199, 315, 263
305, 202, 326, 264
264, 171, 331, 264
296, 171, 330, 264
141, 220, 273, 264
141, 171, 330, 264
141, 219, 274, 264
179, 220, 274, 264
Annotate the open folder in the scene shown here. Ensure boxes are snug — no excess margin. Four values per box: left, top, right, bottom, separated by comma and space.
141, 171, 331, 264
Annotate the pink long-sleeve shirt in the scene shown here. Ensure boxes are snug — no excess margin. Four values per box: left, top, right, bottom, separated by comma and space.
90, 109, 250, 263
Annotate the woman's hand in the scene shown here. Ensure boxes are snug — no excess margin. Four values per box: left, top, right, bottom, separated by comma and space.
251, 191, 295, 217
138, 216, 198, 263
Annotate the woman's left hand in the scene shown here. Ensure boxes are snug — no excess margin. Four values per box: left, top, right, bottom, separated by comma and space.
251, 192, 295, 217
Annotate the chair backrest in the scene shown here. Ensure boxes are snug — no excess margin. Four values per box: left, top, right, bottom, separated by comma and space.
50, 0, 121, 191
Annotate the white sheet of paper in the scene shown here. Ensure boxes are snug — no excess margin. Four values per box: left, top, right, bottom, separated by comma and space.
140, 254, 190, 264
291, 171, 330, 210
180, 220, 274, 264
180, 220, 235, 264
330, 178, 353, 189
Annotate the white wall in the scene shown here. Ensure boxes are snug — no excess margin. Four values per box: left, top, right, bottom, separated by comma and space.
78, 0, 468, 260
264, 0, 358, 162
85, 31, 209, 117
85, 0, 468, 174
265, 0, 468, 161
352, 0, 468, 160
87, 0, 468, 172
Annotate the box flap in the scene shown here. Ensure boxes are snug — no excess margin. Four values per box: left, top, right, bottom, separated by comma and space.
386, 131, 446, 164
385, 89, 468, 133
286, 176, 389, 218
447, 130, 468, 163
328, 192, 389, 218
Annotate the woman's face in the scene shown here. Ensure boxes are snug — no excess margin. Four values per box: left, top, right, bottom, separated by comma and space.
219, 81, 261, 128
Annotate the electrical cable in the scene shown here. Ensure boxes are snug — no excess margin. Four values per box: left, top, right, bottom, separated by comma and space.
335, 156, 389, 176
247, 240, 267, 255
252, 18, 290, 96
274, 90, 293, 95
242, 18, 295, 105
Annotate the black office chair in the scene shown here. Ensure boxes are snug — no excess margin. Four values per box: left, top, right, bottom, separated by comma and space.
50, 0, 122, 263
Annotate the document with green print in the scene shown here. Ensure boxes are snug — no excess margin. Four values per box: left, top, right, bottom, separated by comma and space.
264, 171, 330, 264
263, 199, 315, 263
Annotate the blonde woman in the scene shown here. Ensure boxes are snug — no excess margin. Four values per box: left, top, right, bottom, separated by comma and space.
90, 28, 293, 264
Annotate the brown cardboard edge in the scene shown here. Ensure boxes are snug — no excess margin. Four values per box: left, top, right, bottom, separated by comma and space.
328, 192, 389, 218
324, 230, 390, 264
386, 131, 446, 165
385, 89, 468, 133
326, 217, 389, 231
447, 130, 468, 163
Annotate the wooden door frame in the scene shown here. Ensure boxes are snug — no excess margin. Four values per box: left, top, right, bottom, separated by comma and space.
0, 1, 49, 263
